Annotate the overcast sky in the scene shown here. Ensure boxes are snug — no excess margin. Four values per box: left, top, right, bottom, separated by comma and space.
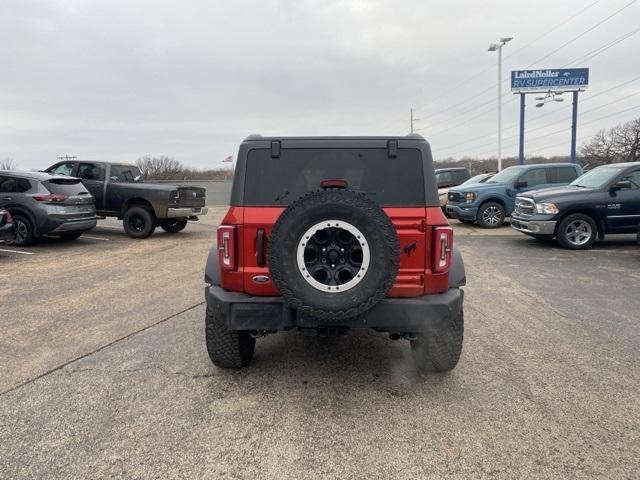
1, 0, 639, 170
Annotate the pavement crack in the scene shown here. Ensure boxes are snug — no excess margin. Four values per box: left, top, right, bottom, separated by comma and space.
0, 301, 205, 397
66, 365, 215, 380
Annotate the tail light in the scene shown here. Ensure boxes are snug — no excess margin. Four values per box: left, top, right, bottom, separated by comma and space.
32, 193, 69, 203
217, 225, 237, 270
0, 210, 11, 226
432, 226, 453, 273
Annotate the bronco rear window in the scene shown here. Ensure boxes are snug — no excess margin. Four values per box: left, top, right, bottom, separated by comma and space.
243, 148, 425, 206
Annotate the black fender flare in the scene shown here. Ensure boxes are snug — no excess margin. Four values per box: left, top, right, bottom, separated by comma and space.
448, 245, 466, 288
204, 244, 221, 286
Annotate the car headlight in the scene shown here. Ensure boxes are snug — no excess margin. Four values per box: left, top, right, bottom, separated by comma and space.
535, 202, 559, 214
464, 192, 477, 204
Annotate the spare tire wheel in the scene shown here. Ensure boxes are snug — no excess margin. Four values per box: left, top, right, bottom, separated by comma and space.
267, 189, 400, 320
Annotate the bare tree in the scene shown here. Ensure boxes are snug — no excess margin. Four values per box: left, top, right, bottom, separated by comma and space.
0, 157, 17, 170
581, 117, 640, 167
135, 156, 184, 180
134, 156, 235, 180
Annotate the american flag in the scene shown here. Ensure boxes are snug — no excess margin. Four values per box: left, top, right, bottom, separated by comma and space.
222, 155, 233, 163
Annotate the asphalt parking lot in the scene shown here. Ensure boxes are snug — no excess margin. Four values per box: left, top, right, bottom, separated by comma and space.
1, 215, 639, 479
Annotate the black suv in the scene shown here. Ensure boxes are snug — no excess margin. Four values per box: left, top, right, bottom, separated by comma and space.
511, 162, 640, 249
0, 171, 96, 246
434, 167, 471, 188
204, 135, 466, 372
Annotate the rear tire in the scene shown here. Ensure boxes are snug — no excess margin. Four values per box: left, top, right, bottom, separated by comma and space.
556, 213, 597, 250
123, 206, 156, 239
205, 303, 255, 368
160, 218, 188, 233
7, 214, 35, 246
411, 307, 464, 373
59, 231, 83, 241
476, 202, 505, 228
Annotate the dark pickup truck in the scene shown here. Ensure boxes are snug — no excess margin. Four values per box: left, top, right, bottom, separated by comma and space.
511, 162, 640, 249
45, 160, 207, 238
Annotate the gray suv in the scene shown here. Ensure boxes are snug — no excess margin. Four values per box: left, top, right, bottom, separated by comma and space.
0, 171, 97, 246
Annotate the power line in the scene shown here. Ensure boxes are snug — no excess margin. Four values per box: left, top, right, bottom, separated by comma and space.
435, 62, 640, 155
436, 81, 640, 155
525, 0, 638, 67
408, 0, 606, 128
438, 101, 640, 159
564, 27, 640, 67
503, 0, 604, 61
391, 0, 637, 141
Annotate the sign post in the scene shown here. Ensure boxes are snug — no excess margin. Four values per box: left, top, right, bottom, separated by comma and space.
571, 91, 579, 164
511, 68, 589, 164
519, 93, 525, 165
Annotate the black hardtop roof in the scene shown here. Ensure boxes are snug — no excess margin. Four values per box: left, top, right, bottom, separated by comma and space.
243, 134, 428, 142
0, 170, 80, 181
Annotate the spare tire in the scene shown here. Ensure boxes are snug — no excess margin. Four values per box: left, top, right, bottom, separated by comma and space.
268, 189, 399, 321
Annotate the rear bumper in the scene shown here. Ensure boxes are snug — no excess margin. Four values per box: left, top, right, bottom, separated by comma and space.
45, 216, 97, 234
167, 206, 208, 218
205, 285, 463, 333
510, 215, 557, 235
445, 203, 477, 220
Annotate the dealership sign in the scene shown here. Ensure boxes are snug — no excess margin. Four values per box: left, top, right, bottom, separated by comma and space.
511, 68, 589, 92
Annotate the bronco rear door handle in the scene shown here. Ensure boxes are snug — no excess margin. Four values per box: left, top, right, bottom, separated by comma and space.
257, 228, 266, 267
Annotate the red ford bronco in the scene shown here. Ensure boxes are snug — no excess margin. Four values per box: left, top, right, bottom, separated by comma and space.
204, 135, 465, 372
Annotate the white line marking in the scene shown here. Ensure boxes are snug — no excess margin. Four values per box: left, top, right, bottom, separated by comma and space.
0, 248, 34, 255
81, 236, 110, 241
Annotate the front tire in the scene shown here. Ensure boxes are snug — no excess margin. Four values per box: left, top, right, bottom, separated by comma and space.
123, 206, 156, 239
476, 202, 505, 228
556, 213, 597, 250
205, 303, 255, 368
160, 218, 188, 233
411, 307, 464, 373
7, 214, 35, 246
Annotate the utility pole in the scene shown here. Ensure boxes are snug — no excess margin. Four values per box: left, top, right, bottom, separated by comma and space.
488, 37, 513, 171
57, 155, 77, 162
410, 108, 420, 134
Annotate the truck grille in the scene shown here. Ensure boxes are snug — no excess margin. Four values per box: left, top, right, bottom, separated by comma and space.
177, 188, 206, 207
514, 197, 535, 216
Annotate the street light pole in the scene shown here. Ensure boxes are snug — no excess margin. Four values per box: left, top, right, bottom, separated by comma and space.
498, 46, 502, 172
488, 37, 513, 171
